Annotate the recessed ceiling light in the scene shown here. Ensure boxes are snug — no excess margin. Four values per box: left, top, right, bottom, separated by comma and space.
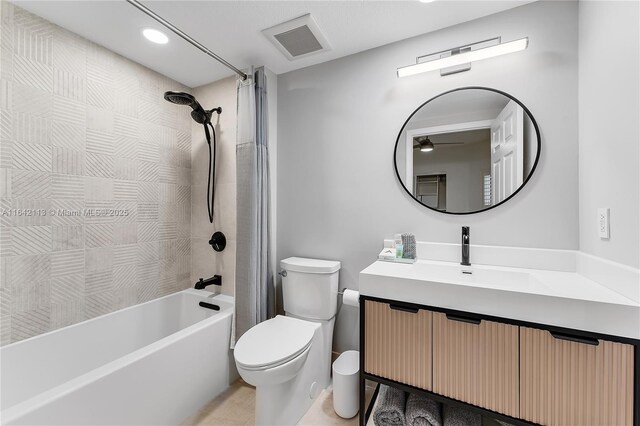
142, 28, 169, 44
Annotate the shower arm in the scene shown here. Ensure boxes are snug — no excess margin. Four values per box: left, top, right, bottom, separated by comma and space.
126, 0, 248, 81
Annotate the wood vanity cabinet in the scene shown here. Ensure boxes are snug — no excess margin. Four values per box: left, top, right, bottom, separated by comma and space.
520, 326, 635, 426
432, 312, 520, 418
364, 300, 432, 390
361, 296, 638, 426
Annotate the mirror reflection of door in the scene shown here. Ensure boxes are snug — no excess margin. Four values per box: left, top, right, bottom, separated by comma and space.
491, 100, 524, 204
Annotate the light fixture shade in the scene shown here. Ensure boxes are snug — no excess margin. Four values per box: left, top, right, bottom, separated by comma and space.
419, 137, 434, 152
398, 37, 528, 78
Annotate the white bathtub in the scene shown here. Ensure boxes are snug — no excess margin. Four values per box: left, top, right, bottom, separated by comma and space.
0, 289, 234, 425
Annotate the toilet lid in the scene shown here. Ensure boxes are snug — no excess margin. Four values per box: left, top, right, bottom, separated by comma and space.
234, 316, 316, 370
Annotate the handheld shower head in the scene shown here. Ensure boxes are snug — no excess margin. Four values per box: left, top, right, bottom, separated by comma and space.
164, 91, 198, 107
163, 91, 221, 125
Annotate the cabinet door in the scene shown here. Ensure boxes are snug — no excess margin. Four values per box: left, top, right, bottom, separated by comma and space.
520, 327, 635, 426
432, 312, 519, 418
364, 300, 432, 390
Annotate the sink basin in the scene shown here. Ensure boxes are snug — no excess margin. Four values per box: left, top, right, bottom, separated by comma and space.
404, 261, 545, 293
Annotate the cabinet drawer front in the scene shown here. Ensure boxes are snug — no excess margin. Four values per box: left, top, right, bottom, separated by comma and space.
432, 312, 519, 418
520, 327, 634, 426
364, 300, 432, 390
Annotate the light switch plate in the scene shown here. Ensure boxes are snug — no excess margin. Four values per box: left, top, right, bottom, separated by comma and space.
598, 208, 610, 239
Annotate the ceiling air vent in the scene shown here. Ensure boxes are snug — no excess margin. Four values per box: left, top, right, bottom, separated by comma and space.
262, 14, 331, 61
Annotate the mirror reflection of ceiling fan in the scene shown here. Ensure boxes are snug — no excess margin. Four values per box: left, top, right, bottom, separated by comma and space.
413, 135, 464, 152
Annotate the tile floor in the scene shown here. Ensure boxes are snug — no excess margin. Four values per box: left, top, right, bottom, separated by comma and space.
182, 379, 374, 426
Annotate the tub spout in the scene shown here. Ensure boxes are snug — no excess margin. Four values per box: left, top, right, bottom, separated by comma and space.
195, 275, 222, 290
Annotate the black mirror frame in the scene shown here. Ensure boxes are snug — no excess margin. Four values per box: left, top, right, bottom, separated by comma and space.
393, 86, 542, 215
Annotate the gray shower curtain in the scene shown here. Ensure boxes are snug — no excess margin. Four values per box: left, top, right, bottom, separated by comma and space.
235, 67, 274, 343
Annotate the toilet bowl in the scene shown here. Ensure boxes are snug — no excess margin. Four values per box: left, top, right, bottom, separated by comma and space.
233, 257, 341, 426
235, 315, 323, 425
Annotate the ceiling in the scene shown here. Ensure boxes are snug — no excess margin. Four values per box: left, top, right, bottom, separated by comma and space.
15, 0, 534, 88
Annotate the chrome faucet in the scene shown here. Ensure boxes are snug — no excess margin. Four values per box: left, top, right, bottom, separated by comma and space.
461, 226, 470, 266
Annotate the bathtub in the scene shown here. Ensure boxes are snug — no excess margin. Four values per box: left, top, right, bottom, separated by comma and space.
0, 289, 234, 425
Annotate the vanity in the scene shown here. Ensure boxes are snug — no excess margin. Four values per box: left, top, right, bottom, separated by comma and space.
357, 256, 640, 426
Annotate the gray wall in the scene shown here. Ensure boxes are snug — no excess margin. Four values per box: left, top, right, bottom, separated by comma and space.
578, 1, 640, 268
277, 1, 579, 352
0, 3, 194, 344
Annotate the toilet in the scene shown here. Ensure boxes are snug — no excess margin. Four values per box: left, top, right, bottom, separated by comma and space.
233, 257, 341, 425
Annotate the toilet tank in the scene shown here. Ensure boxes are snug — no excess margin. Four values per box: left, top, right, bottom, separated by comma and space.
280, 257, 341, 321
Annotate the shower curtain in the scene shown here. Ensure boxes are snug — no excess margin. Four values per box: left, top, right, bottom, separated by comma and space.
235, 67, 274, 343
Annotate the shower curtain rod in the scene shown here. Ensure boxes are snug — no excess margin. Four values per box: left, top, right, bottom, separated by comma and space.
126, 0, 248, 81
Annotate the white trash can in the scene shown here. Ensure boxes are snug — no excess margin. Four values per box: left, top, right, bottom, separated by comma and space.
332, 350, 360, 418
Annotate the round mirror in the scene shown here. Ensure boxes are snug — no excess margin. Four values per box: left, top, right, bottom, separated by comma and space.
394, 87, 540, 215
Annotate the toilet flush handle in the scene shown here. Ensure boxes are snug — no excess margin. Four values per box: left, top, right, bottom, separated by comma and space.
278, 270, 287, 277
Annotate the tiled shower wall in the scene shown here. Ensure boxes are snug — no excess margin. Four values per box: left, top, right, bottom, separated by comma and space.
0, 3, 195, 345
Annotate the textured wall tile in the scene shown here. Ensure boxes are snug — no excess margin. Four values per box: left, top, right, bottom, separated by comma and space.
84, 176, 113, 201
137, 222, 158, 242
85, 246, 113, 273
11, 225, 51, 254
52, 146, 84, 175
52, 95, 84, 127
11, 279, 50, 313
113, 264, 136, 289
114, 135, 137, 159
2, 4, 193, 344
114, 113, 138, 137
113, 179, 136, 201
87, 80, 113, 110
8, 253, 50, 284
158, 165, 176, 184
13, 198, 51, 226
51, 225, 83, 251
86, 106, 114, 133
137, 181, 159, 202
86, 129, 114, 156
12, 142, 51, 171
53, 69, 85, 101
11, 307, 50, 342
86, 152, 113, 177
0, 168, 12, 198
137, 141, 158, 163
85, 223, 113, 248
13, 55, 53, 93
113, 244, 137, 267
114, 157, 136, 180
13, 84, 52, 117
137, 160, 159, 182
137, 241, 158, 264
14, 112, 50, 145
52, 173, 84, 199
85, 291, 113, 320
137, 203, 158, 222
85, 269, 112, 294
51, 273, 84, 304
50, 200, 85, 225
51, 120, 85, 151
113, 223, 136, 245
50, 249, 83, 277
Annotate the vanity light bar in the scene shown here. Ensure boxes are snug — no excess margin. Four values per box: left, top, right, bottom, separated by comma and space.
397, 37, 529, 78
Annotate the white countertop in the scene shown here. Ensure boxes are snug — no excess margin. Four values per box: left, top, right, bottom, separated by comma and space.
359, 259, 640, 340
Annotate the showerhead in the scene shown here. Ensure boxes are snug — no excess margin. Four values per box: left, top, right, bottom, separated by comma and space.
164, 91, 198, 107
163, 91, 221, 125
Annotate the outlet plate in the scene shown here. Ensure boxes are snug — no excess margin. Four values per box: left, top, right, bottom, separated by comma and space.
598, 208, 610, 239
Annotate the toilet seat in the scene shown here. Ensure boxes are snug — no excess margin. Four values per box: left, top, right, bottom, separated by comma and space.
234, 315, 316, 371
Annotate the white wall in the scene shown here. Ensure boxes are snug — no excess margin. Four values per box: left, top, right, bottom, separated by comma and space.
191, 77, 237, 295
578, 0, 640, 268
277, 1, 579, 352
